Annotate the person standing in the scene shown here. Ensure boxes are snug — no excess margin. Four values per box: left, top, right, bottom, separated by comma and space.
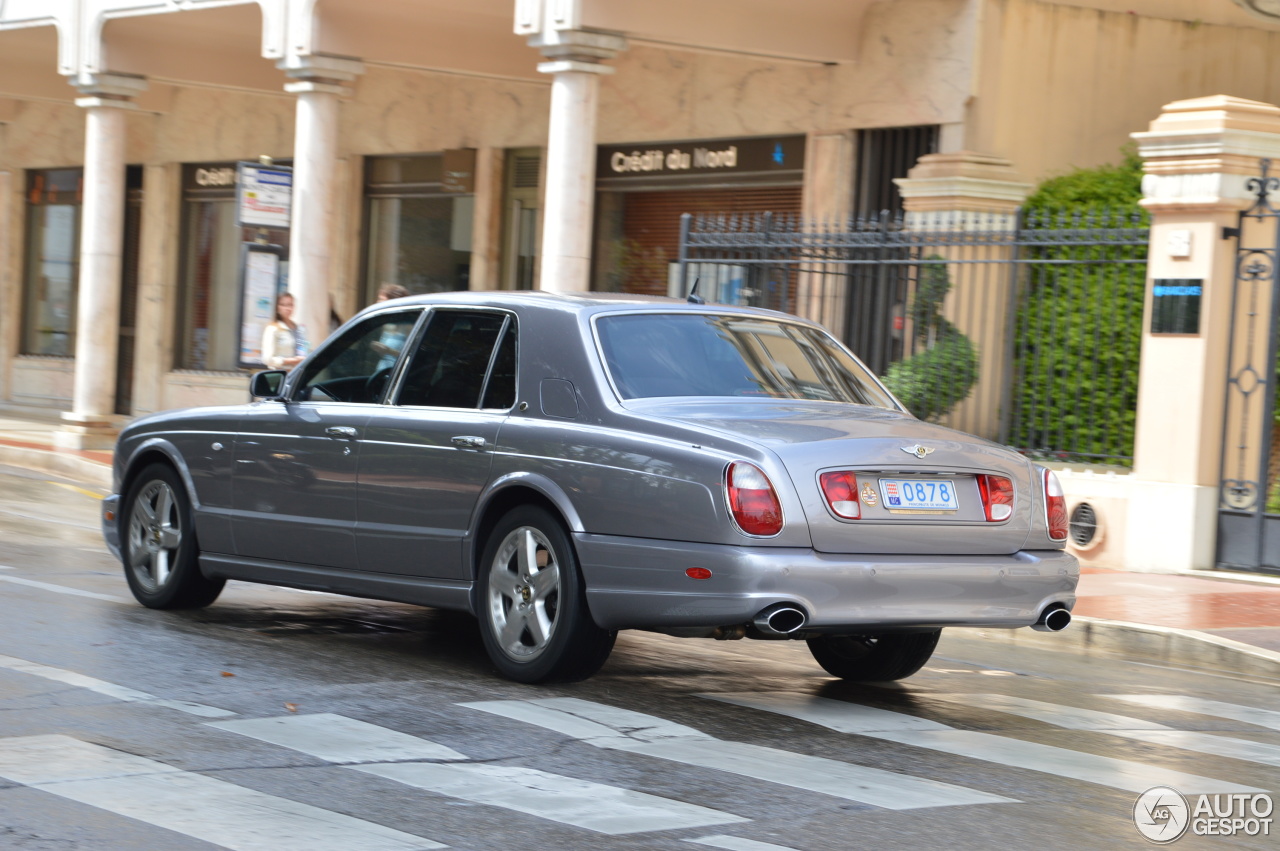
261, 292, 308, 369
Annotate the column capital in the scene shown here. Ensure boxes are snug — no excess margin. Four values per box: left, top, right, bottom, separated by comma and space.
894, 151, 1032, 216
530, 29, 626, 69
277, 53, 365, 96
1134, 95, 1280, 211
68, 72, 148, 110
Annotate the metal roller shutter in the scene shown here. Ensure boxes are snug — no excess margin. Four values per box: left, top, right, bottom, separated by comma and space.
618, 186, 802, 295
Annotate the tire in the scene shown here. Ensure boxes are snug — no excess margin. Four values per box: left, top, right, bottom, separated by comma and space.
477, 505, 615, 683
806, 630, 941, 682
121, 463, 225, 609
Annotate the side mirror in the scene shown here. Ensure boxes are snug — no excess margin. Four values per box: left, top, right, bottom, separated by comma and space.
250, 370, 288, 400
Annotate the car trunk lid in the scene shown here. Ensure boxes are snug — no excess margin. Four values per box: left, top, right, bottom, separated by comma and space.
632, 399, 1035, 555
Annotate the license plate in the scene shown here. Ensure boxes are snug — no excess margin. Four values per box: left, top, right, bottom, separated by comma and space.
879, 478, 959, 511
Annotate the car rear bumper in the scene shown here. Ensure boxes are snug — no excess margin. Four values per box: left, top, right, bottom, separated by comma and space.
102, 494, 122, 561
574, 533, 1078, 633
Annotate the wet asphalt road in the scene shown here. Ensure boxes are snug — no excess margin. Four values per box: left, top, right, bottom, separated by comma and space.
0, 463, 1277, 851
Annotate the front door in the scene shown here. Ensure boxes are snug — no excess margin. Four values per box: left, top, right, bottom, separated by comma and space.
357, 309, 515, 579
231, 307, 422, 569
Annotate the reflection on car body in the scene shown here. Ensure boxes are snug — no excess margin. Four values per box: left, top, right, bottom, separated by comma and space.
101, 291, 1078, 683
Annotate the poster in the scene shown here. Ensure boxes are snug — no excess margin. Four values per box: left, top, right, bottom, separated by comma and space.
236, 163, 293, 228
239, 247, 281, 368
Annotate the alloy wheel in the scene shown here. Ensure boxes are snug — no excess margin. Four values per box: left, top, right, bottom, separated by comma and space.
486, 525, 561, 661
127, 480, 183, 592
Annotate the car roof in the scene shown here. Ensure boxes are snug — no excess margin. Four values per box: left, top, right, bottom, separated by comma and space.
365, 289, 808, 323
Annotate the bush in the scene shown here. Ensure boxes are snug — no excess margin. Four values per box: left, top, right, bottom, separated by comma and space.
882, 257, 979, 422
1009, 149, 1147, 463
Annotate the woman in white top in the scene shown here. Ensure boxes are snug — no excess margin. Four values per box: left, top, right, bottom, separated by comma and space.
261, 292, 307, 369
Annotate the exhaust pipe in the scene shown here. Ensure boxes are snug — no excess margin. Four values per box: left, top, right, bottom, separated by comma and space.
752, 603, 807, 636
1031, 605, 1072, 632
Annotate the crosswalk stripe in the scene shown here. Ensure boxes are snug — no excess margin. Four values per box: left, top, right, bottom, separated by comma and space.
686, 835, 802, 851
1104, 694, 1280, 731
931, 693, 1280, 769
0, 574, 127, 603
461, 698, 1016, 810
211, 713, 746, 835
0, 652, 234, 718
209, 714, 469, 763
0, 734, 443, 851
702, 692, 1264, 795
354, 762, 748, 835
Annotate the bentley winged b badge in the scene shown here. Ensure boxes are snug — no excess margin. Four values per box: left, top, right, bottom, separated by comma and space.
901, 444, 936, 459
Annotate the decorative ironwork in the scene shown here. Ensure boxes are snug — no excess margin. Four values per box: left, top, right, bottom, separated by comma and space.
678, 206, 1149, 463
1218, 158, 1280, 573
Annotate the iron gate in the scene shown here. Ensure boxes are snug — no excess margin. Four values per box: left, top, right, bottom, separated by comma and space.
1218, 160, 1280, 574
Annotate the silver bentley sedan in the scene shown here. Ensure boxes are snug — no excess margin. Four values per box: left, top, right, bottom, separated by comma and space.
102, 291, 1078, 683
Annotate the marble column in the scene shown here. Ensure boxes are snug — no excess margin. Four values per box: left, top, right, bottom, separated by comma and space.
530, 31, 625, 293
56, 73, 147, 451
278, 54, 363, 348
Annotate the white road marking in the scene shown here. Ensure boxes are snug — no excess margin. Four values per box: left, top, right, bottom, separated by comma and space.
0, 652, 234, 718
0, 574, 127, 602
356, 762, 748, 835
1105, 694, 1280, 731
0, 735, 443, 851
461, 698, 1016, 810
702, 692, 1263, 795
210, 714, 469, 763
211, 712, 745, 835
932, 693, 1280, 768
686, 835, 802, 851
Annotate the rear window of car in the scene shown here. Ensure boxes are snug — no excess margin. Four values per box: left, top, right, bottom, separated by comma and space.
596, 313, 898, 407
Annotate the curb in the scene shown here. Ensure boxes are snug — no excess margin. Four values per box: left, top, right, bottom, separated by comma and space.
973, 616, 1280, 680
0, 444, 112, 491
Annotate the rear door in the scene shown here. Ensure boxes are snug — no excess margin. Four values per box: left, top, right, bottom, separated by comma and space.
356, 309, 515, 579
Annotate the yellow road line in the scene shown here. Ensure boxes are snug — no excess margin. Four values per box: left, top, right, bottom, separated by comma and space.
46, 481, 106, 499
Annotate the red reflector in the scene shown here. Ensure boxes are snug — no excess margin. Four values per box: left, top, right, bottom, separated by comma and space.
977, 474, 1014, 522
726, 461, 783, 537
1044, 469, 1068, 541
819, 470, 861, 519
104, 510, 115, 522
685, 567, 712, 580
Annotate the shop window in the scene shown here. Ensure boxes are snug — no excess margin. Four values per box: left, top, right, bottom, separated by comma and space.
363, 155, 473, 302
21, 169, 83, 356
176, 164, 289, 371
501, 149, 541, 290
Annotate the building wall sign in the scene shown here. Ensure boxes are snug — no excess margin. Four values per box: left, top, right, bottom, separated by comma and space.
442, 148, 477, 194
194, 167, 236, 188
597, 135, 806, 181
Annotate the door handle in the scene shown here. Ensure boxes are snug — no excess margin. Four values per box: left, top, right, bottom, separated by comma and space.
451, 435, 486, 449
325, 426, 358, 439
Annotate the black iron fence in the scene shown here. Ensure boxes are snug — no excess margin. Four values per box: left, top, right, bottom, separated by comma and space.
677, 207, 1150, 463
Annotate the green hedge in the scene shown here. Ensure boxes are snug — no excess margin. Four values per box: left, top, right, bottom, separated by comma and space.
1009, 150, 1147, 463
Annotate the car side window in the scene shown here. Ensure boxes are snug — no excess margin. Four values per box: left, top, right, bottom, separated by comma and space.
293, 310, 420, 404
480, 324, 517, 409
396, 310, 510, 409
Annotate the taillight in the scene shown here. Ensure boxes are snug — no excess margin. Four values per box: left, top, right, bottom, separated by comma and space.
726, 461, 783, 536
977, 474, 1014, 522
1044, 469, 1068, 541
819, 470, 861, 519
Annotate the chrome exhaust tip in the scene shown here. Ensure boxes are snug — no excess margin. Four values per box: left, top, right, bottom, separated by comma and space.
1031, 605, 1072, 632
752, 604, 808, 636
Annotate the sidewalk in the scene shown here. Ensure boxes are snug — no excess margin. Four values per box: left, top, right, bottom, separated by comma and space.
2, 410, 1278, 676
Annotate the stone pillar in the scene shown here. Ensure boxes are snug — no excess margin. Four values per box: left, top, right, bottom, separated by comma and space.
56, 73, 147, 450
469, 146, 504, 290
530, 30, 625, 293
278, 54, 363, 348
893, 152, 1032, 439
800, 131, 855, 336
1125, 95, 1280, 572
